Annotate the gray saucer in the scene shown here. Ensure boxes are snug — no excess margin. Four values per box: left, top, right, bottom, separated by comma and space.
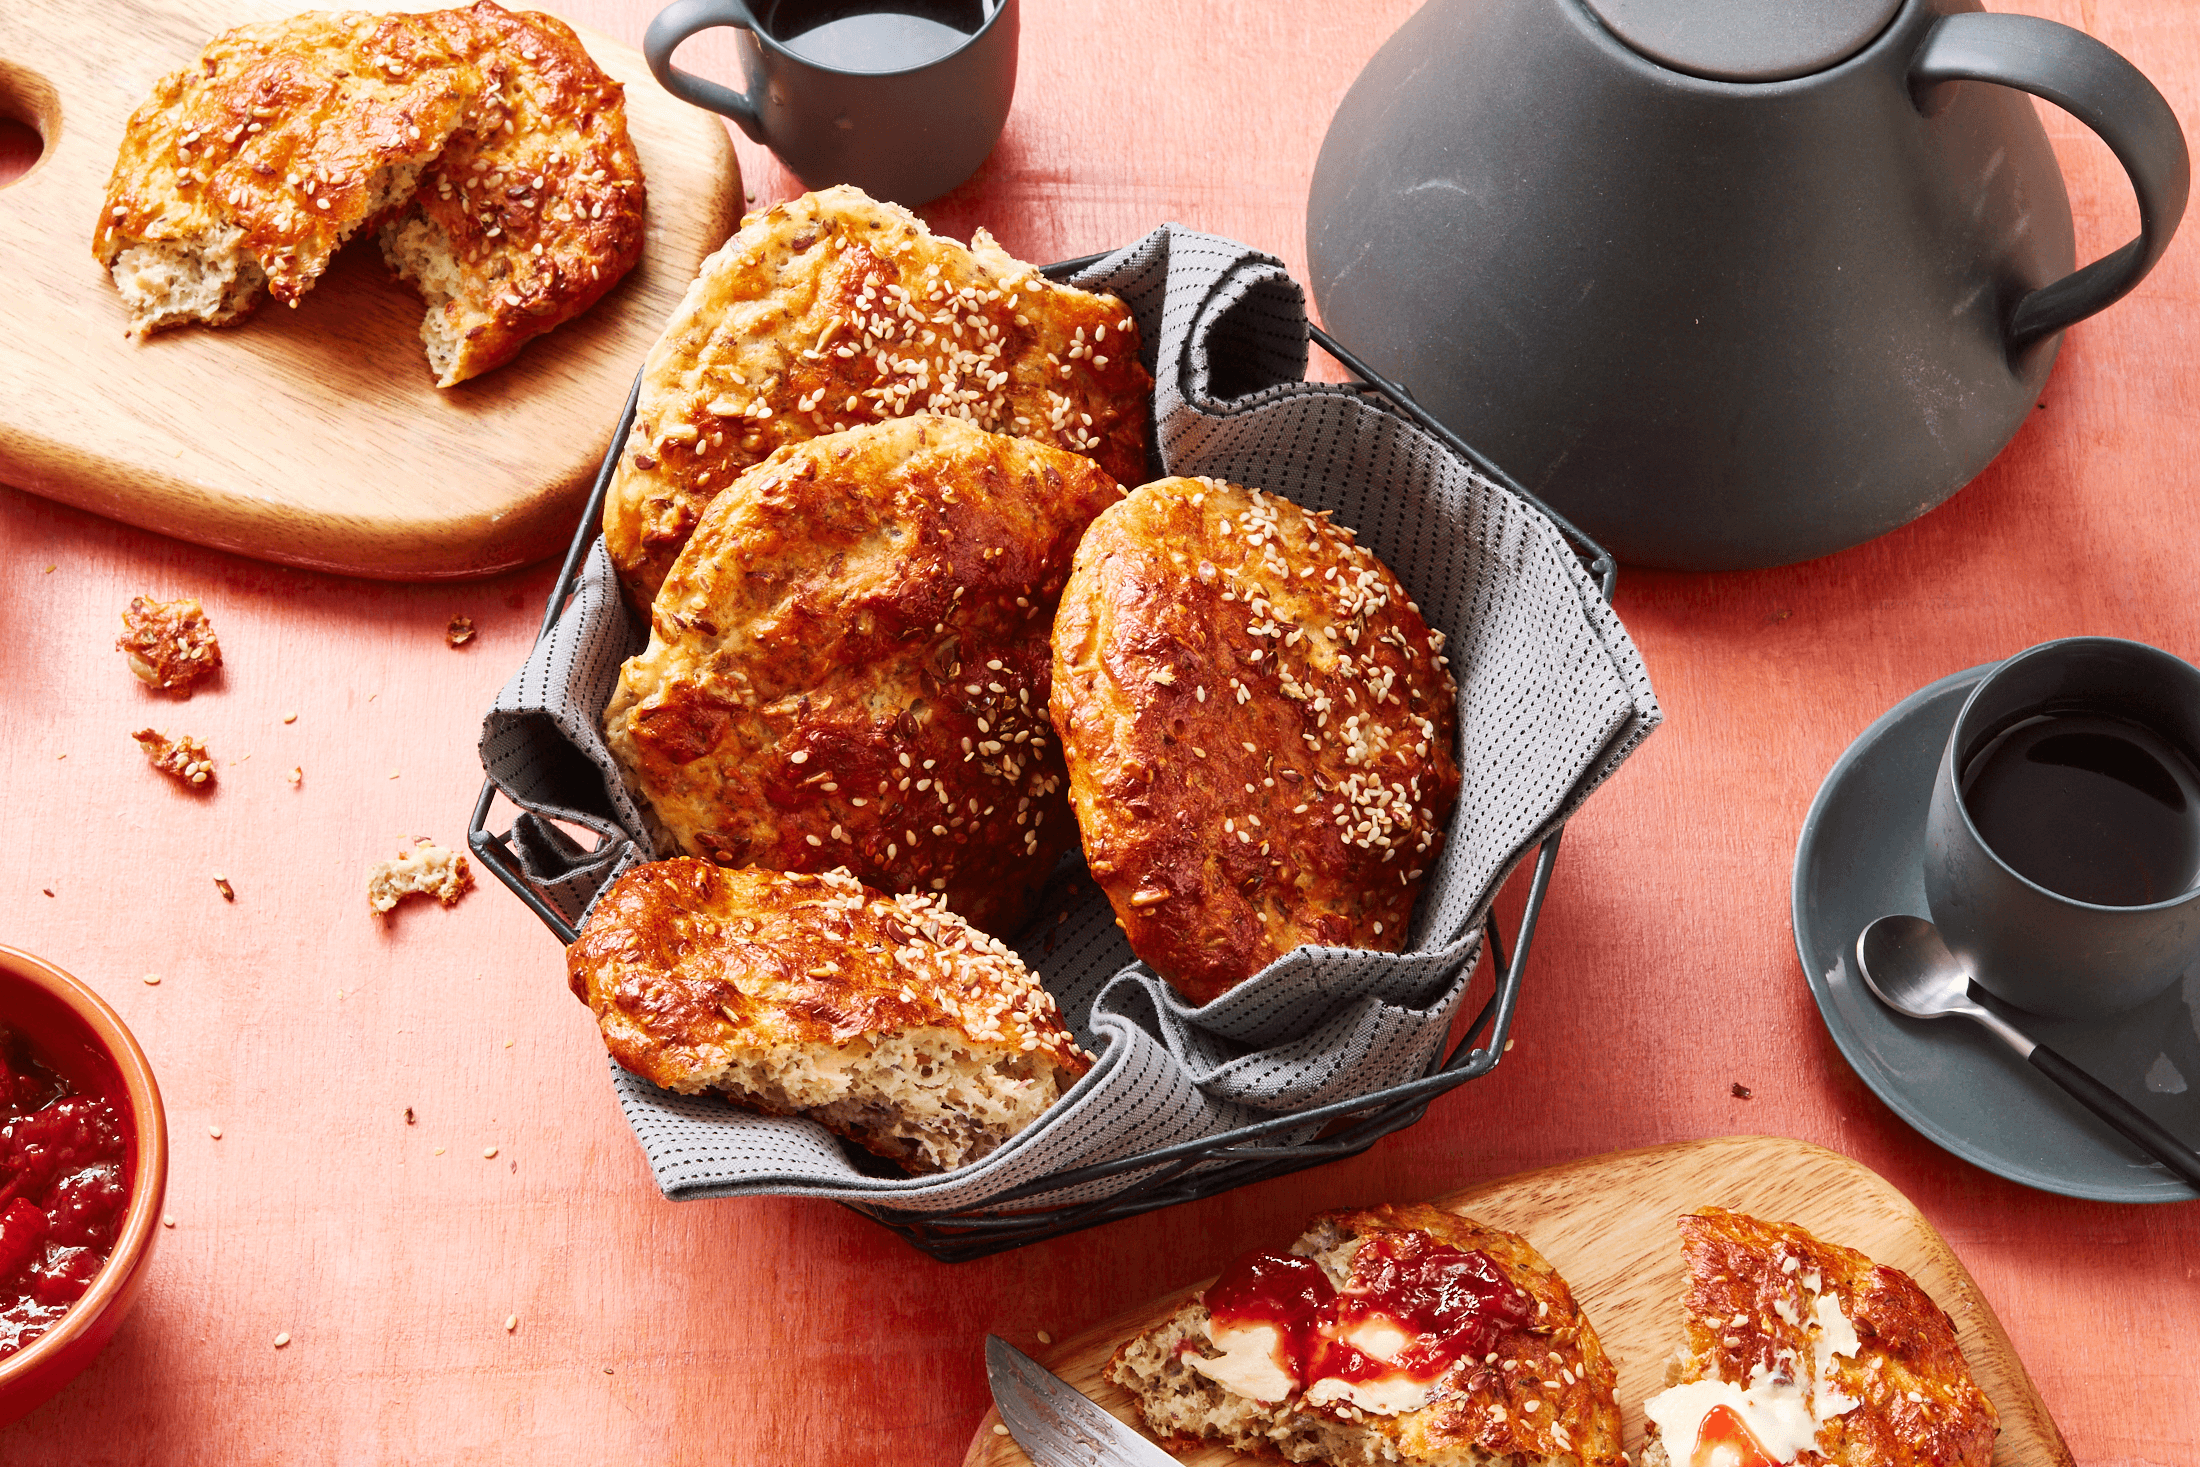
1793, 664, 2200, 1203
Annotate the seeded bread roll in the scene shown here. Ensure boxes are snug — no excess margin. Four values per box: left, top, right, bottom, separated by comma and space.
377, 1, 646, 386
95, 9, 482, 333
93, 2, 645, 385
566, 858, 1092, 1174
1107, 1203, 1624, 1467
1640, 1210, 1999, 1467
1051, 477, 1461, 1004
601, 185, 1152, 606
604, 415, 1124, 939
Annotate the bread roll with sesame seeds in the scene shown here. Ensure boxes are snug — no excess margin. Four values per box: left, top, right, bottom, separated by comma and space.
601, 184, 1152, 606
1639, 1210, 1999, 1467
376, 2, 646, 386
1106, 1203, 1624, 1467
603, 415, 1124, 940
1051, 477, 1462, 1005
95, 9, 484, 334
567, 859, 1092, 1175
93, 2, 645, 386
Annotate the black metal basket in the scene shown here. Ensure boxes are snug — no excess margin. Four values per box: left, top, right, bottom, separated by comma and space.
468, 256, 1617, 1262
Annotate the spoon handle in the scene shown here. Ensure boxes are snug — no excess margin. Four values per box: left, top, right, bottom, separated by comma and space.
2028, 1044, 2200, 1190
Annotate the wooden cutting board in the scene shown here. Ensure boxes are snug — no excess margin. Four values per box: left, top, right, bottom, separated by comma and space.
961, 1136, 2071, 1467
0, 0, 739, 579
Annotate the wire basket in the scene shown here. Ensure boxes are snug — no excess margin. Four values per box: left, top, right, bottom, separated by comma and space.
469, 251, 1627, 1262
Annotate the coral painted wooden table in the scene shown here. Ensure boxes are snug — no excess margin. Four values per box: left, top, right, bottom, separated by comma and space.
1, 1, 2194, 1463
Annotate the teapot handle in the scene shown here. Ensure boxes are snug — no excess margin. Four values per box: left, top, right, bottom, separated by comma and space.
1910, 12, 2189, 353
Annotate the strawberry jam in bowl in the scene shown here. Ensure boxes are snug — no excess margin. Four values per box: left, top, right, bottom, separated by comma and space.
0, 947, 166, 1427
0, 1030, 132, 1352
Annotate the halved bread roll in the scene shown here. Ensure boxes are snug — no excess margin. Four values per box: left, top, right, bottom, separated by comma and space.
1640, 1209, 1998, 1467
1107, 1202, 1623, 1466
566, 859, 1091, 1175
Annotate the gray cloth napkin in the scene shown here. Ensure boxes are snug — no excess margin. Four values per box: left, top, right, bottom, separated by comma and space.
478, 225, 1660, 1213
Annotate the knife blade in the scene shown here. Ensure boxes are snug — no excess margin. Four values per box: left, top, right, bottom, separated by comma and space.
983, 1334, 1178, 1467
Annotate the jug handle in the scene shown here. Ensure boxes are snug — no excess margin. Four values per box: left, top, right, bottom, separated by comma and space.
645, 0, 768, 143
1910, 12, 2189, 353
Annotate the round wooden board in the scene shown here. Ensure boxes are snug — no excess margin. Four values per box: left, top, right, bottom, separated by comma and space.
960, 1136, 2073, 1467
0, 0, 740, 579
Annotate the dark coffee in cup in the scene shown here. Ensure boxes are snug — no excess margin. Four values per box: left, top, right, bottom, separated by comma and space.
761, 0, 992, 72
646, 0, 1019, 207
1924, 637, 2200, 1018
1958, 710, 2200, 908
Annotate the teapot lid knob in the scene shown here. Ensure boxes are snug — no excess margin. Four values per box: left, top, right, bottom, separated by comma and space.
1583, 0, 1902, 82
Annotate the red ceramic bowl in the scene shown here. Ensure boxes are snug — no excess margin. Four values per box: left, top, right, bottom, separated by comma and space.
0, 946, 166, 1427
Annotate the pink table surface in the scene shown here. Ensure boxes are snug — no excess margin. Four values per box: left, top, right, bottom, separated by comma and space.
1, 1, 2195, 1463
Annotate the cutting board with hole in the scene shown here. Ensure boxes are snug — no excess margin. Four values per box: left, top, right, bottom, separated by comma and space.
0, 0, 738, 579
962, 1136, 2072, 1467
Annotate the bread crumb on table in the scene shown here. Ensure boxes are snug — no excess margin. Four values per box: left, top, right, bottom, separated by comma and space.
133, 728, 216, 790
117, 595, 221, 692
367, 841, 473, 914
446, 614, 475, 647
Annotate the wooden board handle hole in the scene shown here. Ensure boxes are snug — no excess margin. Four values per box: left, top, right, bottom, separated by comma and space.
0, 60, 58, 189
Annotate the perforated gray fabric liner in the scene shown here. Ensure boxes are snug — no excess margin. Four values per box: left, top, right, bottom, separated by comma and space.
479, 225, 1661, 1213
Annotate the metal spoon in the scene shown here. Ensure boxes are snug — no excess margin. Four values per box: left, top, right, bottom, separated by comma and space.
1856, 914, 2200, 1190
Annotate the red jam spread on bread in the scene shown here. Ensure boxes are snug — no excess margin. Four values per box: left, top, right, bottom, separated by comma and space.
0, 1026, 130, 1358
1201, 1230, 1533, 1392
1694, 1405, 1779, 1467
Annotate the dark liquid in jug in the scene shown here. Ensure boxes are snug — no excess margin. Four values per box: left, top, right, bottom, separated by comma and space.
1960, 711, 2200, 907
764, 0, 991, 72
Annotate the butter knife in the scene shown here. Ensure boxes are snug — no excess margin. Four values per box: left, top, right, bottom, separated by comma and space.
983, 1335, 1178, 1467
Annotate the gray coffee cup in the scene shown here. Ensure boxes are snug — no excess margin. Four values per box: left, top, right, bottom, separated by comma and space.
646, 0, 1018, 207
1924, 637, 2200, 1018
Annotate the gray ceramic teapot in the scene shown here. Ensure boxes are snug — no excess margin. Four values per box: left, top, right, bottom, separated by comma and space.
1307, 0, 2189, 571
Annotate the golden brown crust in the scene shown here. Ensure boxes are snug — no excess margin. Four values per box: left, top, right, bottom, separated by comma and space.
602, 185, 1152, 605
95, 9, 483, 307
565, 859, 1090, 1174
381, 2, 646, 385
569, 858, 1088, 1073
1052, 478, 1461, 1004
1670, 1209, 1999, 1467
603, 417, 1124, 938
117, 596, 222, 692
1339, 1204, 1624, 1466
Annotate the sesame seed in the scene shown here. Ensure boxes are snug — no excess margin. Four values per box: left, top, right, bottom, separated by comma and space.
144, 973, 161, 986
482, 1146, 498, 1159
207, 1124, 222, 1139
505, 1315, 518, 1332
162, 1214, 176, 1228
274, 1333, 290, 1348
